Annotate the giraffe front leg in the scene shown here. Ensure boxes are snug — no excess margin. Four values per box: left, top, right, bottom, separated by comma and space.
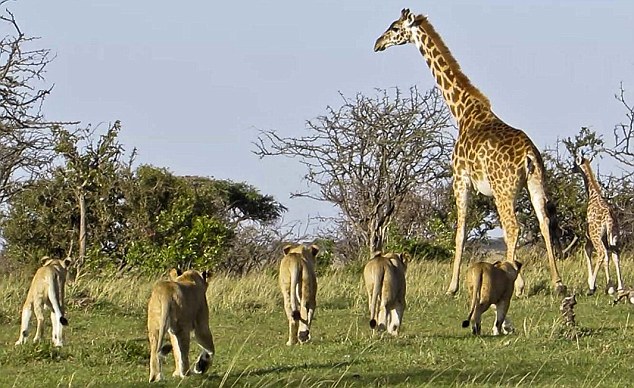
447, 175, 470, 296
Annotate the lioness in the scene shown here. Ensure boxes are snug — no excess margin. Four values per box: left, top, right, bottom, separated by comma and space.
147, 268, 215, 383
278, 243, 319, 345
363, 251, 407, 336
15, 256, 71, 347
462, 260, 522, 335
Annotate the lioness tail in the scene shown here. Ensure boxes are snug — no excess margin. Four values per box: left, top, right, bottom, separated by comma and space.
369, 268, 384, 329
463, 268, 482, 329
289, 259, 301, 321
48, 273, 68, 326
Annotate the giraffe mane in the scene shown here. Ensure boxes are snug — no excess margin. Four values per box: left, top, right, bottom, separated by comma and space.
413, 14, 491, 109
580, 159, 603, 195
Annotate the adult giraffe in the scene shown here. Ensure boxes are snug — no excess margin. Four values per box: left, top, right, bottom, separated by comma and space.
374, 9, 566, 296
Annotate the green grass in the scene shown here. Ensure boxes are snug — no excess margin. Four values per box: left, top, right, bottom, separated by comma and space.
1, 249, 634, 387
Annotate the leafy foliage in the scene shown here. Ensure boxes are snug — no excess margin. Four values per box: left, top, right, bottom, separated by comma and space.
2, 129, 286, 273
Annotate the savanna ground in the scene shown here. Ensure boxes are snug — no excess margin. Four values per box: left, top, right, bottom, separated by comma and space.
1, 248, 633, 387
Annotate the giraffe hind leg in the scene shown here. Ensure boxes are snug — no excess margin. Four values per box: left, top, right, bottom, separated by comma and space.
584, 239, 597, 295
493, 194, 523, 296
607, 231, 623, 293
526, 177, 566, 295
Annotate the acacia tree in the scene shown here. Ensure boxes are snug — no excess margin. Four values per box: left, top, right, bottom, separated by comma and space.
53, 121, 134, 271
0, 4, 74, 204
255, 87, 454, 255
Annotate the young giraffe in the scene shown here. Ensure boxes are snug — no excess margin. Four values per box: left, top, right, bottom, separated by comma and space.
572, 155, 623, 295
374, 9, 566, 296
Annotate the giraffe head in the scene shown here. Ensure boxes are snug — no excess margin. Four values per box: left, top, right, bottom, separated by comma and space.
572, 154, 589, 174
374, 9, 421, 52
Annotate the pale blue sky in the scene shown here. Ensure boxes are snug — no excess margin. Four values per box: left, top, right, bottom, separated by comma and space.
11, 1, 634, 233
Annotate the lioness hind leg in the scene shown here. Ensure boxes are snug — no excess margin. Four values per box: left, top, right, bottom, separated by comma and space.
471, 304, 483, 335
387, 307, 402, 336
298, 304, 314, 343
193, 326, 215, 374
286, 319, 299, 346
170, 332, 191, 378
148, 332, 163, 382
283, 291, 299, 345
32, 301, 45, 343
492, 302, 509, 336
50, 311, 63, 346
15, 304, 32, 345
377, 304, 388, 332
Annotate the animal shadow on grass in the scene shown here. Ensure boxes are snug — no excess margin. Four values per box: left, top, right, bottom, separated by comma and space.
234, 360, 356, 378
334, 360, 564, 387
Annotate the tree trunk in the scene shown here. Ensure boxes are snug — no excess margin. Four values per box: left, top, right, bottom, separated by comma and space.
78, 190, 86, 266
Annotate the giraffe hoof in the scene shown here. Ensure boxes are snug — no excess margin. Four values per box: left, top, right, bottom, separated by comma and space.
554, 284, 567, 297
445, 289, 458, 297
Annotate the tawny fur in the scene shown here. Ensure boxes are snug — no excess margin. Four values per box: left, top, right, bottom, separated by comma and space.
15, 256, 71, 347
462, 260, 522, 335
363, 252, 407, 336
147, 269, 215, 383
278, 243, 318, 346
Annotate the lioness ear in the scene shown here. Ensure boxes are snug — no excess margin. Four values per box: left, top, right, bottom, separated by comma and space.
169, 268, 180, 281
63, 258, 72, 268
399, 253, 407, 266
515, 261, 523, 271
202, 270, 211, 282
310, 244, 319, 258
40, 255, 51, 264
282, 243, 293, 255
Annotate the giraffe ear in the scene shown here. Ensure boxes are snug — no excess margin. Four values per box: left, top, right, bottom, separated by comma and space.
574, 154, 582, 166
403, 10, 417, 26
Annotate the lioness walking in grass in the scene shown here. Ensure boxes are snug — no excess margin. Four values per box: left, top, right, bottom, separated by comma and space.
15, 256, 71, 347
363, 251, 407, 336
278, 243, 319, 345
462, 260, 522, 335
147, 268, 215, 382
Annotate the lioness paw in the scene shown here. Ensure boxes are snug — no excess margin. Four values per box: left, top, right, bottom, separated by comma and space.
298, 330, 310, 343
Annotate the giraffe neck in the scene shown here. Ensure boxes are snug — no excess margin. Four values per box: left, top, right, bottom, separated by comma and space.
413, 16, 494, 127
580, 162, 604, 203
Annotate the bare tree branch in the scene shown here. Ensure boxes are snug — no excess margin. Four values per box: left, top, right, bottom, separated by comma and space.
605, 83, 634, 173
254, 87, 454, 254
0, 4, 76, 203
